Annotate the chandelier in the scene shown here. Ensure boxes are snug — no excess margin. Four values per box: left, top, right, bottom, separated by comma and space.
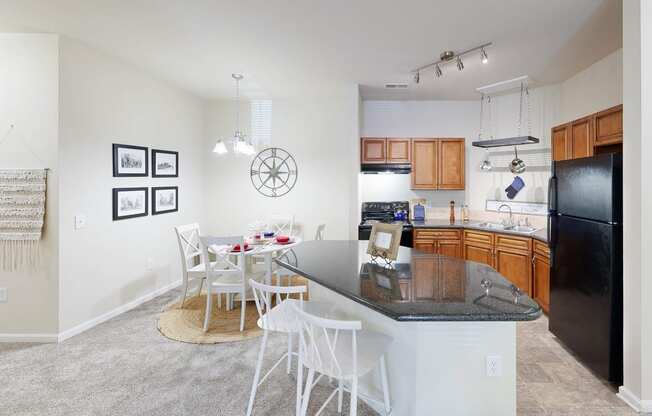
213, 73, 256, 156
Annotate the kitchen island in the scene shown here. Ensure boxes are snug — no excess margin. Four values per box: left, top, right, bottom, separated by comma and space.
277, 240, 541, 416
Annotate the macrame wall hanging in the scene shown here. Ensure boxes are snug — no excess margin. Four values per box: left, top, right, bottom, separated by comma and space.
0, 125, 48, 271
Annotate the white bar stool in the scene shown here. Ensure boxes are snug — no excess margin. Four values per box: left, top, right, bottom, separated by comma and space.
292, 304, 392, 416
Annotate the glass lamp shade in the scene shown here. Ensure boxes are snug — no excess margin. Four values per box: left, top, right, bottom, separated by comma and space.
213, 140, 228, 154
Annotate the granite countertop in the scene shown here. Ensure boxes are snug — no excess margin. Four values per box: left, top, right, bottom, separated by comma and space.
276, 240, 542, 322
411, 219, 548, 243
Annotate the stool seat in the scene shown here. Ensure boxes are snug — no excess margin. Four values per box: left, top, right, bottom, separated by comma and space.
257, 299, 343, 333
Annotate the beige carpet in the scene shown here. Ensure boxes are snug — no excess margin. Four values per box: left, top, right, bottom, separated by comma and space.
157, 294, 263, 344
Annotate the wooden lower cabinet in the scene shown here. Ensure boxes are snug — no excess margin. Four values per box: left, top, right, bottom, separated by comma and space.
413, 229, 462, 258
532, 240, 551, 314
463, 243, 494, 268
495, 248, 532, 296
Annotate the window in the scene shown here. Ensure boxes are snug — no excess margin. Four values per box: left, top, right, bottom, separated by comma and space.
250, 100, 272, 148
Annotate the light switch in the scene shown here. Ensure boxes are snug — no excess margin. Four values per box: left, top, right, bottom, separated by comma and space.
74, 215, 87, 230
0, 288, 7, 303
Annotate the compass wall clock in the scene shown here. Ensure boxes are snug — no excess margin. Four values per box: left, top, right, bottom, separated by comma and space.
250, 147, 298, 197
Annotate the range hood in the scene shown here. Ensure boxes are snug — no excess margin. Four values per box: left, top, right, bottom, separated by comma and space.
361, 163, 411, 174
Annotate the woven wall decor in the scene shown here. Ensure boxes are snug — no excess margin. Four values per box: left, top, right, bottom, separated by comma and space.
0, 169, 46, 271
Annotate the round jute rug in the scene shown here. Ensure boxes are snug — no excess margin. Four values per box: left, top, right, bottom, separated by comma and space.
157, 294, 263, 344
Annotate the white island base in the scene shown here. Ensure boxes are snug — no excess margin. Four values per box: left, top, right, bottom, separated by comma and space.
308, 281, 517, 416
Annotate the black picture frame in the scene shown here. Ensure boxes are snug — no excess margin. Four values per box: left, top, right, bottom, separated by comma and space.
151, 149, 179, 178
112, 187, 149, 221
113, 144, 149, 177
152, 186, 179, 215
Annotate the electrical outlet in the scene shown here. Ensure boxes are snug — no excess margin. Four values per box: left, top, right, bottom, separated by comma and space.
0, 288, 7, 303
486, 355, 502, 377
146, 258, 154, 271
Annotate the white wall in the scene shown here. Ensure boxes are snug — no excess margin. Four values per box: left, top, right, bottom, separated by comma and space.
0, 34, 59, 336
203, 88, 360, 241
560, 48, 623, 122
57, 38, 205, 333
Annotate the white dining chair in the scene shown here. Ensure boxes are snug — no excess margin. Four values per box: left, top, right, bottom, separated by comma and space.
199, 235, 248, 332
175, 223, 207, 308
268, 214, 295, 237
293, 304, 393, 416
246, 279, 343, 416
314, 224, 326, 241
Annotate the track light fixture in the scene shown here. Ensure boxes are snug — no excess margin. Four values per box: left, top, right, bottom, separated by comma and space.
410, 42, 492, 82
481, 48, 489, 64
434, 64, 443, 78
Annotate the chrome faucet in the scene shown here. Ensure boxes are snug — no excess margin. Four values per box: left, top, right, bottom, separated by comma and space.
498, 204, 514, 228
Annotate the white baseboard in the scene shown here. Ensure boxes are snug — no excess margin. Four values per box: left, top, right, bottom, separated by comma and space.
618, 386, 652, 413
57, 279, 181, 343
0, 333, 59, 343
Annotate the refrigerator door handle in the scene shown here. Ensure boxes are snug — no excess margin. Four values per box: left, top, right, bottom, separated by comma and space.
548, 176, 557, 213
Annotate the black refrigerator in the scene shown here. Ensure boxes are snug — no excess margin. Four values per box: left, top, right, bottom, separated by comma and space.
548, 153, 623, 385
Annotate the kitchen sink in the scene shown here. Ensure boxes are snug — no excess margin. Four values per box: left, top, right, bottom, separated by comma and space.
509, 225, 539, 233
476, 222, 509, 230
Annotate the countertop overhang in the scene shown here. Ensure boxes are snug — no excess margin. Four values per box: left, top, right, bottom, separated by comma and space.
276, 240, 542, 322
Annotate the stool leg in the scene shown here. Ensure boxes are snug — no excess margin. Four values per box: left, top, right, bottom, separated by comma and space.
337, 379, 343, 413
246, 331, 268, 416
379, 355, 391, 415
296, 347, 304, 416
300, 368, 315, 416
350, 377, 358, 416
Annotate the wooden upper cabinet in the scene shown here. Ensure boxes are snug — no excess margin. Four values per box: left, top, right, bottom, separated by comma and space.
386, 138, 411, 163
595, 105, 623, 146
570, 116, 594, 159
411, 140, 438, 189
361, 138, 386, 164
411, 138, 465, 190
437, 139, 465, 189
552, 124, 571, 161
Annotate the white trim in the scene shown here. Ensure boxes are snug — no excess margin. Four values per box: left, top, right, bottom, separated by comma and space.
618, 386, 652, 413
0, 333, 59, 343
57, 279, 182, 343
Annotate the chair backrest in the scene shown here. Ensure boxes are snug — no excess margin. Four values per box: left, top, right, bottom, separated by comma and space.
291, 303, 362, 378
314, 224, 326, 240
199, 235, 246, 281
249, 279, 307, 326
268, 214, 295, 237
175, 223, 201, 273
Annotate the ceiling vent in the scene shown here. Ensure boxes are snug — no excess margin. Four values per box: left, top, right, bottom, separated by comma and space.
384, 83, 409, 89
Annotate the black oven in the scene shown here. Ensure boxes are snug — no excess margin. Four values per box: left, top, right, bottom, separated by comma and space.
358, 225, 414, 248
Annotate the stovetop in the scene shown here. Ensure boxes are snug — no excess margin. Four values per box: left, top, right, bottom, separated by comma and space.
360, 201, 411, 229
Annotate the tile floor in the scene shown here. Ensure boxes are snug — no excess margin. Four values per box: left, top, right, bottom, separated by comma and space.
0, 288, 637, 415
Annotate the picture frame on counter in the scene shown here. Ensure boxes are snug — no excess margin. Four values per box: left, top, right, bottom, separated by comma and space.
113, 187, 148, 221
152, 186, 178, 215
113, 144, 148, 177
151, 149, 179, 178
367, 223, 402, 262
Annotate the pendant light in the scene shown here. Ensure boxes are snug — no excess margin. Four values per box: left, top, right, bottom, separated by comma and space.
213, 73, 256, 156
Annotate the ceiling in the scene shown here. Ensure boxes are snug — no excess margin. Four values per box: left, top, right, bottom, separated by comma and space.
0, 0, 622, 100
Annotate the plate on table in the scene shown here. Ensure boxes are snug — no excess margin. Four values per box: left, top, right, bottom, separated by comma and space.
231, 245, 254, 253
275, 239, 294, 245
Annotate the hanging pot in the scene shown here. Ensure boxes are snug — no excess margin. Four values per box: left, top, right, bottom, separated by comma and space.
480, 149, 492, 171
510, 146, 526, 174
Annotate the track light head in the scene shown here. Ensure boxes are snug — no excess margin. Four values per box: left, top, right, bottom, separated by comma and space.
414, 71, 420, 84
456, 56, 464, 71
481, 48, 489, 64
434, 64, 443, 78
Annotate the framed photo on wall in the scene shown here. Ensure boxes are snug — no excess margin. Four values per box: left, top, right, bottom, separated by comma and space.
113, 187, 148, 221
151, 149, 179, 178
113, 144, 148, 177
152, 186, 178, 215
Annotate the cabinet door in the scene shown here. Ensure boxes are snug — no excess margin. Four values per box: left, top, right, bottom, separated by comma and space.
411, 140, 438, 189
463, 243, 494, 268
414, 240, 435, 253
571, 116, 594, 159
437, 139, 465, 189
361, 138, 386, 163
412, 256, 436, 301
495, 248, 532, 296
594, 105, 623, 146
552, 124, 571, 161
439, 257, 465, 302
437, 240, 462, 259
533, 254, 550, 314
387, 138, 411, 163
